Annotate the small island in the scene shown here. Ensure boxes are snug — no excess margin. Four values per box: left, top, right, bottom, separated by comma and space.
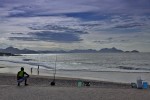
125, 50, 139, 53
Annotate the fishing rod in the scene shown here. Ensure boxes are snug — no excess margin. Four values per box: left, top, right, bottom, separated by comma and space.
51, 55, 57, 86
54, 55, 57, 82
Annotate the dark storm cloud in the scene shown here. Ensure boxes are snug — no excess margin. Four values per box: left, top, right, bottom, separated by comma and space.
11, 33, 24, 35
29, 25, 88, 34
9, 37, 37, 41
9, 31, 83, 43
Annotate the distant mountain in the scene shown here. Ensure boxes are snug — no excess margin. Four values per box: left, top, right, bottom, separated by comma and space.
99, 47, 123, 53
0, 47, 38, 54
0, 47, 139, 54
69, 49, 97, 53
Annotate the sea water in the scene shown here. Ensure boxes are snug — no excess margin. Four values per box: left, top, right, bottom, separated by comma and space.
0, 53, 150, 83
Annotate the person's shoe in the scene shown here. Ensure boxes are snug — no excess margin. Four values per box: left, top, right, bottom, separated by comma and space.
18, 83, 20, 86
25, 84, 29, 86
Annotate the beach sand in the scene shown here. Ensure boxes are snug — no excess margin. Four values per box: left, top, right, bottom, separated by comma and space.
0, 73, 150, 100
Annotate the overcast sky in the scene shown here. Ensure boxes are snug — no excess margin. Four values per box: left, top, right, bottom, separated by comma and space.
0, 0, 150, 52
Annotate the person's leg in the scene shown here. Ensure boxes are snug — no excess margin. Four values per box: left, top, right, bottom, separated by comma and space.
17, 77, 22, 86
24, 76, 29, 86
18, 82, 20, 86
25, 79, 27, 85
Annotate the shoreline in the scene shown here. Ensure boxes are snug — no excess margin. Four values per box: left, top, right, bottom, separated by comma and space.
0, 73, 130, 88
1, 66, 150, 84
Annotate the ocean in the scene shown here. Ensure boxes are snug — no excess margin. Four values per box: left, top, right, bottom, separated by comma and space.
0, 53, 150, 83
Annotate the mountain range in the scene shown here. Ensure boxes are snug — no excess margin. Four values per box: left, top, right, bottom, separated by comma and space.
0, 47, 139, 54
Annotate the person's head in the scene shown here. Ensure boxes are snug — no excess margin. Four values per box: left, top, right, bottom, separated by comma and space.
21, 67, 24, 71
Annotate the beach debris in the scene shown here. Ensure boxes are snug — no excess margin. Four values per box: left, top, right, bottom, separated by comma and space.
84, 81, 90, 86
51, 81, 55, 86
131, 81, 149, 89
77, 80, 83, 87
131, 83, 137, 88
132, 77, 149, 89
77, 81, 91, 87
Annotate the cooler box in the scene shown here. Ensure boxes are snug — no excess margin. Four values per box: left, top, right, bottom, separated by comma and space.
143, 82, 148, 89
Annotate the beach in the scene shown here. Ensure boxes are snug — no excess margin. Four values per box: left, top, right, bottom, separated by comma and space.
0, 53, 150, 100
0, 73, 150, 100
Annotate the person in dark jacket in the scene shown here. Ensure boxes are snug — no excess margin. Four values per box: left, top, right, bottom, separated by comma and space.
17, 67, 29, 86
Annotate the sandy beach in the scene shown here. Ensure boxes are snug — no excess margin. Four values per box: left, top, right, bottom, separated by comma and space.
0, 73, 150, 100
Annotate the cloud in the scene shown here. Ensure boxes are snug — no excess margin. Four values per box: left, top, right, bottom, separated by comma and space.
11, 33, 24, 35
29, 24, 88, 34
114, 22, 145, 29
1, 0, 149, 19
9, 31, 83, 43
93, 33, 150, 46
0, 0, 150, 52
3, 0, 98, 18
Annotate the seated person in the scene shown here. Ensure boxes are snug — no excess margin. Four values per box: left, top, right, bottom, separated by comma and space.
17, 67, 29, 86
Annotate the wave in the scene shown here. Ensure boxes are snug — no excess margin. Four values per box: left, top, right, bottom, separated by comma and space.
0, 59, 54, 69
48, 68, 150, 73
116, 66, 150, 71
1, 59, 150, 73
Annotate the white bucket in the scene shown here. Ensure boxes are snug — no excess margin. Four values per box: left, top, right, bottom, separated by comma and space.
137, 78, 143, 89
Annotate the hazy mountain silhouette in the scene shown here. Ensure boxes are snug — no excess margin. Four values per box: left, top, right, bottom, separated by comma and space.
99, 47, 123, 53
0, 47, 139, 54
0, 47, 37, 54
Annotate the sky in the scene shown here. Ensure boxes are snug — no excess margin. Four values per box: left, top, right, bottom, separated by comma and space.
0, 0, 150, 52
